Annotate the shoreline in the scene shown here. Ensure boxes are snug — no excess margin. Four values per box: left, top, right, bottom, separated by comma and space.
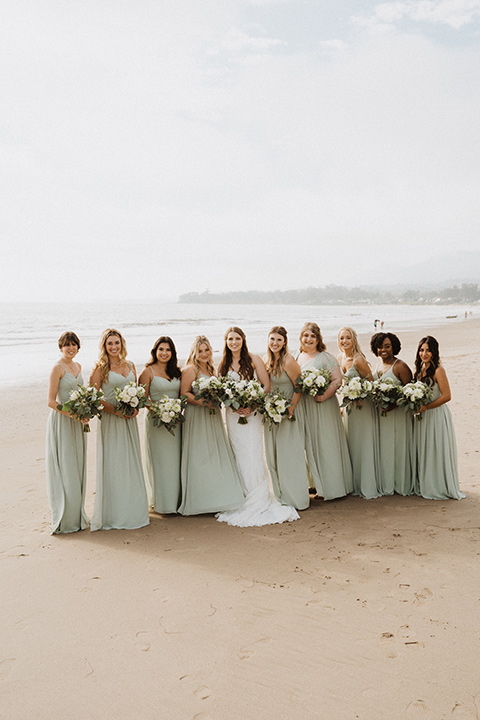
1, 316, 479, 719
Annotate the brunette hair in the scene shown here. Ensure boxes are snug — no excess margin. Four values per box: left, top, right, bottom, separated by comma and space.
413, 336, 441, 385
218, 326, 255, 380
299, 322, 326, 353
185, 335, 215, 378
58, 331, 80, 350
94, 328, 128, 386
146, 336, 181, 379
370, 332, 401, 357
337, 326, 366, 359
265, 326, 288, 378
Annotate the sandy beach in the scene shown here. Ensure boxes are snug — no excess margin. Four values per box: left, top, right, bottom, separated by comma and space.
1, 317, 479, 720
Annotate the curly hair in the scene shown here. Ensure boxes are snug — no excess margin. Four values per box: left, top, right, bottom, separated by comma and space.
413, 336, 441, 385
370, 332, 401, 357
265, 326, 289, 378
93, 328, 128, 386
185, 335, 215, 378
146, 336, 181, 379
218, 326, 255, 380
299, 322, 326, 353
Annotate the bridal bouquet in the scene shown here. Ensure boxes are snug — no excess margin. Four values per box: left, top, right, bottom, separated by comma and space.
149, 395, 188, 435
191, 375, 225, 414
113, 381, 148, 417
222, 377, 266, 424
295, 368, 332, 397
397, 381, 434, 420
370, 377, 404, 417
339, 376, 373, 415
261, 388, 293, 429
57, 384, 104, 432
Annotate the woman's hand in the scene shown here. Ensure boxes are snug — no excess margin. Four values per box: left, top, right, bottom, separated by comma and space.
236, 407, 252, 417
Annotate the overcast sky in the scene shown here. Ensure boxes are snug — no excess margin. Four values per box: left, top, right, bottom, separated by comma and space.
1, 0, 479, 302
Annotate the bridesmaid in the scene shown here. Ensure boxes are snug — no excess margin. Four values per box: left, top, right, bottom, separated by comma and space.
178, 335, 244, 515
412, 336, 465, 499
263, 326, 309, 510
338, 326, 382, 499
46, 331, 89, 534
370, 331, 413, 496
90, 329, 149, 531
139, 336, 182, 514
298, 322, 353, 500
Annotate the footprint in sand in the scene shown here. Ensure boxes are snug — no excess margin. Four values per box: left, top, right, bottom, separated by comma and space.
451, 702, 478, 719
135, 631, 151, 652
0, 658, 16, 680
193, 686, 211, 700
413, 588, 433, 605
238, 637, 272, 660
406, 699, 434, 718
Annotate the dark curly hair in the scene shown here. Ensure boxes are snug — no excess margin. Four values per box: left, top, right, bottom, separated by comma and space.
146, 336, 181, 379
413, 336, 440, 385
218, 326, 255, 380
370, 332, 401, 357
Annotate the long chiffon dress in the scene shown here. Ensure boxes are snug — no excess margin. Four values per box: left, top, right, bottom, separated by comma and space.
45, 370, 89, 534
413, 382, 465, 500
300, 353, 353, 500
263, 371, 310, 510
216, 371, 299, 526
373, 362, 413, 496
91, 369, 149, 531
144, 374, 182, 514
179, 375, 244, 515
342, 365, 382, 499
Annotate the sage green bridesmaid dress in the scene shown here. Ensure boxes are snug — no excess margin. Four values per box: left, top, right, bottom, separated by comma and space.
91, 369, 149, 531
179, 375, 244, 515
46, 371, 89, 534
373, 362, 413, 496
342, 366, 382, 499
264, 371, 310, 510
413, 383, 465, 500
144, 374, 182, 514
300, 352, 353, 500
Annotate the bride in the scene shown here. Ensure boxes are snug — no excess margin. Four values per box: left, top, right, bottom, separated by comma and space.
215, 326, 299, 527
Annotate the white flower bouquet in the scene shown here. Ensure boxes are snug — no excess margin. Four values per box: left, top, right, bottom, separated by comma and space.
370, 377, 404, 417
260, 388, 293, 429
222, 377, 266, 425
113, 381, 148, 417
294, 368, 332, 398
57, 384, 104, 432
191, 375, 225, 414
397, 381, 434, 420
149, 394, 188, 436
339, 376, 373, 415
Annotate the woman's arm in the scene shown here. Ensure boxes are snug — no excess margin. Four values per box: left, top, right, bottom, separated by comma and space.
252, 354, 271, 392
418, 366, 451, 412
284, 355, 302, 414
353, 355, 373, 380
90, 367, 115, 415
316, 358, 342, 402
394, 359, 413, 386
181, 365, 205, 406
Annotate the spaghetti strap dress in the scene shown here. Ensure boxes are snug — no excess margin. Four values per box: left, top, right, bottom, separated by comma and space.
263, 370, 310, 510
300, 352, 353, 500
373, 362, 414, 496
144, 375, 182, 514
91, 368, 149, 531
342, 365, 382, 499
413, 382, 465, 500
179, 374, 244, 515
45, 370, 89, 534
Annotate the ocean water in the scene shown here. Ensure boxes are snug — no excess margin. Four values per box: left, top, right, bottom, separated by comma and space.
0, 300, 473, 387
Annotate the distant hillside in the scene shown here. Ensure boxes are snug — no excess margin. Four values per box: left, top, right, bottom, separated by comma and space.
178, 283, 480, 306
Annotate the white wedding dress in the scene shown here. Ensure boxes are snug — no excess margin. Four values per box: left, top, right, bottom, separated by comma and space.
216, 372, 299, 527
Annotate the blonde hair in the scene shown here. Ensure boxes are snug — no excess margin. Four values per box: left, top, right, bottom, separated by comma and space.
94, 328, 128, 386
299, 322, 326, 353
185, 335, 215, 378
337, 326, 366, 359
265, 326, 288, 378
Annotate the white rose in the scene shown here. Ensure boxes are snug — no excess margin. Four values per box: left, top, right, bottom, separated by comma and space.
130, 396, 139, 407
